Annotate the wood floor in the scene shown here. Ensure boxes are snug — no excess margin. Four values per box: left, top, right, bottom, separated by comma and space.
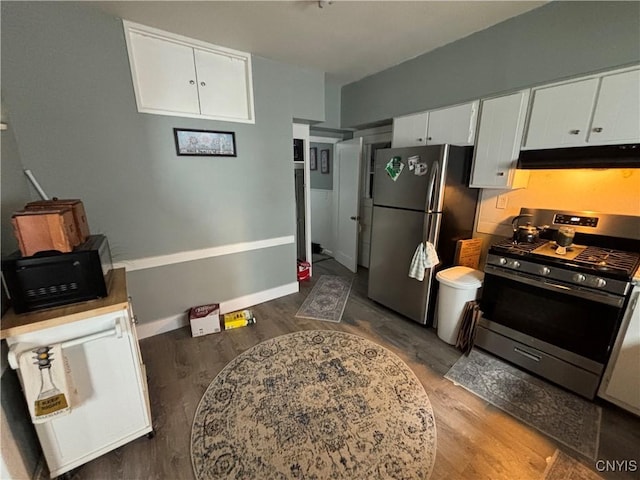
64, 259, 640, 480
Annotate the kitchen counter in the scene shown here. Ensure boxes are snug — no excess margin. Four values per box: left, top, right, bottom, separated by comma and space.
1, 268, 128, 339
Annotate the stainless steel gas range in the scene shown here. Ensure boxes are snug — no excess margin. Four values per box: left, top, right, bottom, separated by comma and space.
476, 208, 640, 399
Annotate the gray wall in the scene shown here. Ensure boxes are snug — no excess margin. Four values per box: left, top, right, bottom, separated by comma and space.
0, 114, 31, 256
1, 2, 326, 325
313, 76, 342, 130
310, 143, 333, 190
342, 1, 640, 128
0, 114, 39, 480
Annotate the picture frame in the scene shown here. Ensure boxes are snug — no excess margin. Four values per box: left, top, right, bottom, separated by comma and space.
173, 128, 237, 157
310, 147, 318, 170
321, 149, 330, 174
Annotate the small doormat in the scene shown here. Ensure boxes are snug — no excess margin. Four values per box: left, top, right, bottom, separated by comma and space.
445, 349, 601, 460
295, 275, 353, 323
544, 450, 603, 480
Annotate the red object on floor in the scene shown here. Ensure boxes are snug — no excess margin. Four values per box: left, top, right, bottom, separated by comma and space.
297, 261, 311, 281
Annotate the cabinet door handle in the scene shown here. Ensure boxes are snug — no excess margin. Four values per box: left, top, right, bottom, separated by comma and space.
350, 216, 361, 221
427, 137, 432, 141
189, 80, 195, 85
417, 138, 423, 142
200, 81, 206, 87
569, 129, 580, 135
592, 127, 603, 133
496, 171, 505, 176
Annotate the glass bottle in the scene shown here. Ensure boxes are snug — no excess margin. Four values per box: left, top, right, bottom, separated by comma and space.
33, 346, 68, 417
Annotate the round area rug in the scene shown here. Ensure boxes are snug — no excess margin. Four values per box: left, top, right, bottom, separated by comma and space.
191, 330, 437, 479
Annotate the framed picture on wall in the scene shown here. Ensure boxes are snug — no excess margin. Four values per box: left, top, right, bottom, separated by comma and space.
173, 128, 237, 156
321, 149, 330, 174
310, 147, 318, 170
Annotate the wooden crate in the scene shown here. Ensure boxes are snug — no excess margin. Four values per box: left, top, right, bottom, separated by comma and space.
11, 208, 79, 257
25, 198, 90, 243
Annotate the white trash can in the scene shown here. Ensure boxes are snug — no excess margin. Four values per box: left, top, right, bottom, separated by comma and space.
435, 266, 484, 345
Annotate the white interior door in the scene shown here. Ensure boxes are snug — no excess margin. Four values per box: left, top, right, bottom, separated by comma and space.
333, 138, 363, 272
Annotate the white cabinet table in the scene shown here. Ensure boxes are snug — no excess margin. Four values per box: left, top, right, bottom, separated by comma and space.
598, 281, 640, 416
1, 268, 153, 478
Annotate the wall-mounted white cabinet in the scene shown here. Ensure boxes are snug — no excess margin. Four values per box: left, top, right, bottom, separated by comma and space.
426, 101, 478, 146
123, 21, 255, 123
589, 69, 640, 145
391, 112, 429, 148
391, 101, 479, 148
470, 90, 530, 189
522, 68, 639, 149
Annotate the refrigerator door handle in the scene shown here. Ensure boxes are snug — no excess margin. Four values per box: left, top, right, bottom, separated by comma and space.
422, 161, 440, 242
425, 161, 439, 214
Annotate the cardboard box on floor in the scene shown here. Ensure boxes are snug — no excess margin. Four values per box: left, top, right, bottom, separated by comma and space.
189, 304, 221, 337
189, 305, 257, 337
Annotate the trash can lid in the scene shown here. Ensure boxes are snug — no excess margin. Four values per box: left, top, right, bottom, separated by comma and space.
436, 266, 484, 289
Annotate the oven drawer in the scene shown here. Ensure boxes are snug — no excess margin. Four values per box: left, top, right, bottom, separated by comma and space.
475, 324, 601, 399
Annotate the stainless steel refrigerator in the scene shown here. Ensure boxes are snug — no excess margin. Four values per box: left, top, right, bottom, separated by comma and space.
367, 144, 478, 325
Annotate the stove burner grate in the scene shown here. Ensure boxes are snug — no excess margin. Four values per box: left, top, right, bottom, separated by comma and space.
490, 239, 547, 254
575, 247, 640, 274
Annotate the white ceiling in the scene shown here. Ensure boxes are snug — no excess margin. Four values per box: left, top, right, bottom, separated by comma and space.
92, 1, 548, 85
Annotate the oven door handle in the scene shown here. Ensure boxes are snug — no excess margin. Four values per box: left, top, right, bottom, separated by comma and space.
514, 347, 541, 362
484, 265, 625, 308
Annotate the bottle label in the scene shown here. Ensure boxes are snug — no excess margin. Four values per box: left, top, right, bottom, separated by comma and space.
35, 393, 69, 417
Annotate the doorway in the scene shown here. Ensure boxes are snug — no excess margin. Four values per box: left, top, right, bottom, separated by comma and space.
294, 165, 306, 260
353, 125, 393, 268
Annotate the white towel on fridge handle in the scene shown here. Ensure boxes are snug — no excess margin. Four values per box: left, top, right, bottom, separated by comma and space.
409, 242, 440, 281
17, 343, 71, 424
424, 241, 440, 268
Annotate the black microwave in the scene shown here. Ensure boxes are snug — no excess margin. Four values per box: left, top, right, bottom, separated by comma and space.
1, 234, 113, 314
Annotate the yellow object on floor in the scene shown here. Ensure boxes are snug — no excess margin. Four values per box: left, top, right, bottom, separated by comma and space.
222, 309, 256, 330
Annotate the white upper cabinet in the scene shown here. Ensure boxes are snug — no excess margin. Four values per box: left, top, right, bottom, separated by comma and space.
391, 112, 429, 148
522, 67, 640, 149
126, 32, 201, 115
426, 100, 479, 146
123, 21, 255, 123
470, 90, 530, 189
523, 78, 598, 149
392, 100, 479, 148
194, 49, 251, 120
589, 69, 640, 145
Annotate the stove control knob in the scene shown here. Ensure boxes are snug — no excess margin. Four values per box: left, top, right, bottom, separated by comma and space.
540, 267, 551, 276
498, 257, 508, 265
595, 278, 607, 288
573, 273, 587, 283
510, 261, 521, 269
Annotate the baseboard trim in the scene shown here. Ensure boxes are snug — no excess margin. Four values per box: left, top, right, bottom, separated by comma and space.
135, 281, 300, 339
114, 235, 295, 272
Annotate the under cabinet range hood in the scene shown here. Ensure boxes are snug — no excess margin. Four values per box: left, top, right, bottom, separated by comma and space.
517, 144, 640, 169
